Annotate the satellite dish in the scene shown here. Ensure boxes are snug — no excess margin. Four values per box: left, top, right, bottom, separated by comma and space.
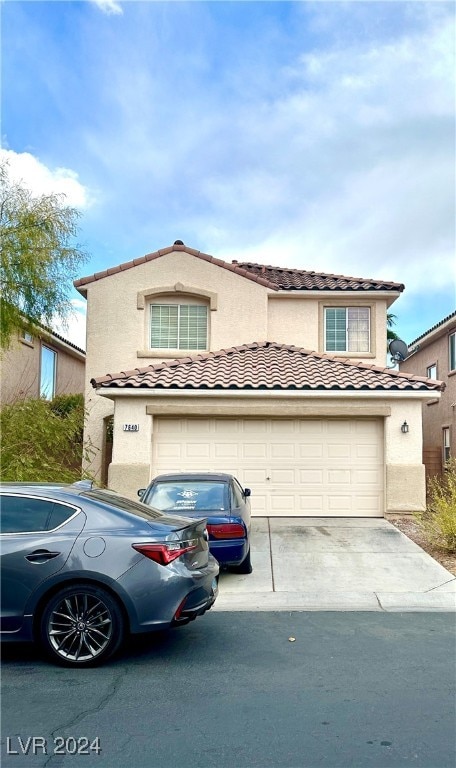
388, 338, 408, 363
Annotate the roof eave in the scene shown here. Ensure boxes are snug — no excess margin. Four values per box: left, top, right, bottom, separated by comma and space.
94, 387, 441, 399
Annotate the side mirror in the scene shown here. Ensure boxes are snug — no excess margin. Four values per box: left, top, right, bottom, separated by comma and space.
137, 488, 146, 499
244, 488, 251, 497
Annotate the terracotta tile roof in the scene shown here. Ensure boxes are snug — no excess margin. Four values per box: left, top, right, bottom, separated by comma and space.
408, 309, 456, 347
233, 262, 404, 292
91, 342, 443, 392
74, 242, 404, 294
74, 243, 277, 292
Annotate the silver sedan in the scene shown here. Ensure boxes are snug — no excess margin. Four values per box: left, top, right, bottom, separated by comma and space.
0, 482, 219, 666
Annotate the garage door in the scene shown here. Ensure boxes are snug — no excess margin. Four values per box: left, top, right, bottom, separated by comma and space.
152, 418, 384, 517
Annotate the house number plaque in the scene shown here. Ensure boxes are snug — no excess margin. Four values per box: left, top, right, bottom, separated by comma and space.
123, 424, 139, 432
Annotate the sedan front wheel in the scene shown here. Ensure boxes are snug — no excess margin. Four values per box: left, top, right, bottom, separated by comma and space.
39, 584, 124, 667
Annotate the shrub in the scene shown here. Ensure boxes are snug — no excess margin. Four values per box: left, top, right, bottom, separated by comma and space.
416, 458, 456, 553
50, 393, 84, 418
0, 396, 94, 483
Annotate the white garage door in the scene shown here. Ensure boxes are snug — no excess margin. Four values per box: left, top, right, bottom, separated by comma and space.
152, 417, 384, 517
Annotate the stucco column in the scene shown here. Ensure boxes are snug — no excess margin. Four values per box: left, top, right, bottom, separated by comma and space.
384, 400, 426, 514
108, 398, 153, 499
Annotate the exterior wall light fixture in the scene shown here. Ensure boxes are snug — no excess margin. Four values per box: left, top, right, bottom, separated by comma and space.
401, 420, 409, 434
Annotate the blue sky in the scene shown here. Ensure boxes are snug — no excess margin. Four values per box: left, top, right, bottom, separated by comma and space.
2, 0, 455, 352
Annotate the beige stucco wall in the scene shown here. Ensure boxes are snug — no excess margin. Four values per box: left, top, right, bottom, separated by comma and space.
82, 251, 270, 479
268, 296, 389, 366
101, 391, 431, 514
1, 333, 85, 406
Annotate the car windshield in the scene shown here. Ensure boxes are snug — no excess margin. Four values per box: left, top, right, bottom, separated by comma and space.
147, 481, 229, 512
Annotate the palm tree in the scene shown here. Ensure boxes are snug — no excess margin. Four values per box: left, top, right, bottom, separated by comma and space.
387, 313, 399, 342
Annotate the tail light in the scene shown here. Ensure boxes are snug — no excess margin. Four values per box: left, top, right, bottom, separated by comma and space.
206, 523, 245, 539
132, 540, 198, 565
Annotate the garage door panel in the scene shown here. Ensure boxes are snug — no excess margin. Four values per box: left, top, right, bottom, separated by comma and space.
185, 443, 209, 458
328, 470, 351, 484
300, 444, 323, 458
243, 420, 268, 434
355, 469, 380, 485
355, 445, 380, 459
269, 469, 294, 484
271, 420, 295, 433
214, 443, 239, 458
152, 417, 384, 518
244, 469, 268, 484
298, 420, 324, 434
270, 494, 296, 511
214, 419, 239, 435
327, 444, 352, 459
328, 496, 352, 512
356, 496, 381, 513
300, 469, 324, 484
243, 443, 267, 458
299, 496, 324, 512
271, 443, 296, 459
156, 443, 182, 459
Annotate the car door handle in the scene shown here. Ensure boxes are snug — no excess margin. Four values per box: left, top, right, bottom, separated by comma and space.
25, 550, 61, 563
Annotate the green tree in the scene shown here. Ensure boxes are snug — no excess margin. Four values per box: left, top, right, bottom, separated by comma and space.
0, 160, 88, 348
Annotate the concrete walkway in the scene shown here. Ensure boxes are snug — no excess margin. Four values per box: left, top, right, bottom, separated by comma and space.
214, 517, 456, 612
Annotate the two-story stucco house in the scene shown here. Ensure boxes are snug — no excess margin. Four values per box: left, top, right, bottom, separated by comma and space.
74, 241, 442, 517
399, 310, 456, 478
0, 323, 85, 406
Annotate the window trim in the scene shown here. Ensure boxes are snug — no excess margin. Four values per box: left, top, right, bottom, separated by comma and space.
323, 304, 373, 355
137, 286, 215, 358
137, 284, 217, 310
449, 332, 456, 372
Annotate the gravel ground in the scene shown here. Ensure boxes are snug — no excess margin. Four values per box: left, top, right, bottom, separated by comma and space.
389, 515, 456, 576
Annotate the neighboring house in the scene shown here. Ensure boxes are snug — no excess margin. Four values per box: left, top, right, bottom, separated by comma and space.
74, 241, 443, 517
0, 323, 86, 406
399, 310, 456, 478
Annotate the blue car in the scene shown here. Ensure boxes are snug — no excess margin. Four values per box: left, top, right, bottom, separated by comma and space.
140, 473, 252, 574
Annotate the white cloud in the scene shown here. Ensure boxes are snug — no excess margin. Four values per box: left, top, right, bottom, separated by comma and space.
90, 0, 123, 16
0, 149, 92, 209
52, 300, 87, 352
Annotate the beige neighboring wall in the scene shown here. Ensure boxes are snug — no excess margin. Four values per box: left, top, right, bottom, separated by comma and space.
399, 315, 456, 472
102, 391, 431, 514
1, 331, 85, 405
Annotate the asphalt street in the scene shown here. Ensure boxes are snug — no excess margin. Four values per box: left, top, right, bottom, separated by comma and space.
1, 612, 455, 768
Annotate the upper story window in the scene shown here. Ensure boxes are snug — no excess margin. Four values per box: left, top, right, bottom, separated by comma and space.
150, 304, 208, 350
40, 346, 57, 400
20, 330, 34, 344
426, 363, 437, 379
325, 307, 370, 353
449, 332, 456, 372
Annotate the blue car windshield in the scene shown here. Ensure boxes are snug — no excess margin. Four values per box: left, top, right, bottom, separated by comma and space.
147, 482, 229, 513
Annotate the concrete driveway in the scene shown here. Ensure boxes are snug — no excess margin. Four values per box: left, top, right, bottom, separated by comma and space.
214, 518, 456, 612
